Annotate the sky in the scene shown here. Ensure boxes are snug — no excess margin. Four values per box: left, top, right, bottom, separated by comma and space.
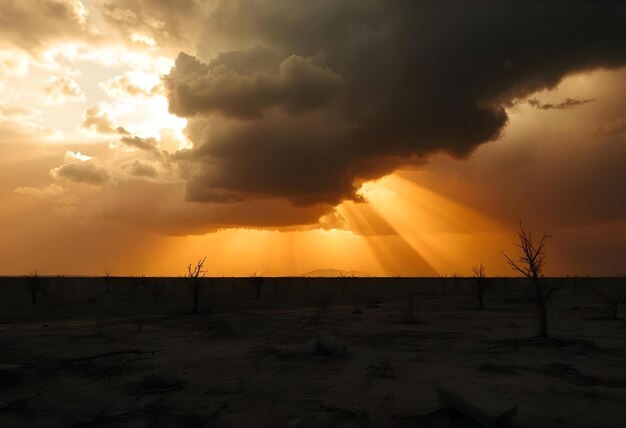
0, 0, 624, 277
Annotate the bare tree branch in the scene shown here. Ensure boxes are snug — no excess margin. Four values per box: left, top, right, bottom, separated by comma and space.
187, 257, 207, 314
501, 222, 552, 338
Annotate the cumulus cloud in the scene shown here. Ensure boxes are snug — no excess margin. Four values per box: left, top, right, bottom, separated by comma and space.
47, 141, 176, 191
64, 150, 92, 162
166, 48, 343, 119
50, 151, 110, 185
81, 102, 129, 135
527, 97, 595, 110
44, 76, 85, 104
166, 0, 626, 211
120, 135, 160, 154
124, 159, 158, 178
99, 71, 162, 100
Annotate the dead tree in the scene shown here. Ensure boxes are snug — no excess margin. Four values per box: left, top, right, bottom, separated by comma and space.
251, 271, 264, 299
26, 272, 42, 305
103, 269, 112, 294
502, 222, 556, 338
338, 273, 352, 294
471, 264, 488, 310
187, 257, 207, 314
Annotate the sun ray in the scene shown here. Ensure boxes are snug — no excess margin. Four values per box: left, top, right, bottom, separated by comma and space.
340, 201, 437, 276
355, 173, 507, 275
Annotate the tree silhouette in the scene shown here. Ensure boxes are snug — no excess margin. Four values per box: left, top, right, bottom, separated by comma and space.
251, 271, 264, 299
187, 257, 207, 314
338, 273, 352, 294
103, 269, 112, 294
471, 264, 488, 310
502, 222, 556, 338
26, 271, 42, 305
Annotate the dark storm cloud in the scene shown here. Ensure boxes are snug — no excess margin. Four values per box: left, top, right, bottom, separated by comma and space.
167, 48, 343, 119
95, 181, 335, 235
527, 97, 595, 110
165, 0, 626, 208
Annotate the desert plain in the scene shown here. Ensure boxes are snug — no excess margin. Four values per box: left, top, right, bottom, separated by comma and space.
0, 276, 625, 427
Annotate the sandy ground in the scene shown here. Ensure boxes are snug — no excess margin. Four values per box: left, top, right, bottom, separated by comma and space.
0, 279, 625, 427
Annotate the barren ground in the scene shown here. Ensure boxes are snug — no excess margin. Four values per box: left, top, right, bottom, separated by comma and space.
0, 278, 625, 427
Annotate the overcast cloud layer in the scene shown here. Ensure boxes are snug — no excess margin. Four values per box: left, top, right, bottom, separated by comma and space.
165, 0, 626, 207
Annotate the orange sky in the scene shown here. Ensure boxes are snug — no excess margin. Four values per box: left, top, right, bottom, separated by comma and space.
0, 1, 624, 277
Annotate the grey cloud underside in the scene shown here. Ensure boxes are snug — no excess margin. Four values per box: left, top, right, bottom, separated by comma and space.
120, 136, 160, 154
165, 0, 626, 208
50, 161, 110, 185
126, 160, 158, 178
528, 97, 595, 110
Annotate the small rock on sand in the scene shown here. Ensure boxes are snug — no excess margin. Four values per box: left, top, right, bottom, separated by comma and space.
311, 332, 348, 357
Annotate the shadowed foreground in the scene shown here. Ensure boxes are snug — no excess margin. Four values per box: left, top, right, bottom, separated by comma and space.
0, 277, 625, 427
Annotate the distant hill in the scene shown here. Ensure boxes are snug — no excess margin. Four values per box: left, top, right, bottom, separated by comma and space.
299, 269, 373, 277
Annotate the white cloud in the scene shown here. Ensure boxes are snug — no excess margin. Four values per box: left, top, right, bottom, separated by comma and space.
81, 102, 128, 135
99, 71, 162, 100
44, 76, 86, 104
0, 49, 30, 77
64, 150, 93, 162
